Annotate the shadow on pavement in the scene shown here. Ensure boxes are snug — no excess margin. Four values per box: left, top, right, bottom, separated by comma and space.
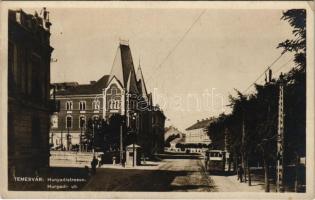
208, 171, 235, 176
158, 154, 201, 160
170, 184, 214, 191
84, 168, 205, 191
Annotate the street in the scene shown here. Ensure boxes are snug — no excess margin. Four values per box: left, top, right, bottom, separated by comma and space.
83, 153, 214, 191
49, 152, 269, 192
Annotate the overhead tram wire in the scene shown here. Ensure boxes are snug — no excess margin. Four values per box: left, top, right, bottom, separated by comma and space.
146, 9, 207, 86
243, 52, 285, 94
274, 57, 294, 74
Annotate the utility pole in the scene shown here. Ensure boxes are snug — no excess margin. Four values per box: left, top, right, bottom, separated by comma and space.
120, 124, 123, 165
132, 113, 138, 167
242, 117, 247, 183
277, 73, 285, 192
80, 127, 82, 152
67, 127, 70, 151
61, 128, 63, 150
224, 128, 229, 172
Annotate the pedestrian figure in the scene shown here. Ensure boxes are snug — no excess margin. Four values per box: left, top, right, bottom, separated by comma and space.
237, 165, 244, 182
91, 156, 98, 175
97, 155, 102, 168
122, 157, 126, 168
205, 153, 209, 171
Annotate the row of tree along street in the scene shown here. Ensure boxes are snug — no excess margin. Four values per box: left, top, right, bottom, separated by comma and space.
207, 9, 306, 192
51, 115, 142, 163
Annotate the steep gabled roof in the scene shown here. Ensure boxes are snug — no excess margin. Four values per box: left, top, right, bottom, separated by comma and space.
136, 65, 148, 100
126, 69, 139, 94
108, 43, 137, 89
54, 75, 109, 96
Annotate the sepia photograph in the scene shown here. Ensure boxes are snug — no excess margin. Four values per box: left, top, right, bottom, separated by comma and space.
0, 1, 314, 199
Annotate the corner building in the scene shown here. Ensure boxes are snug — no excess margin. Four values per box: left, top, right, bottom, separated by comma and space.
51, 42, 166, 154
8, 9, 54, 180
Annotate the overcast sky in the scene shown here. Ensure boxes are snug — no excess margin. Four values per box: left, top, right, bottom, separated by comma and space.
24, 7, 295, 131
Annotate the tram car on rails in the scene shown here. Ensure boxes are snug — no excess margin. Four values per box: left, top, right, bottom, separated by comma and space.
205, 150, 226, 172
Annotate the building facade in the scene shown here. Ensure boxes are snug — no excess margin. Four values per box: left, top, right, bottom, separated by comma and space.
8, 9, 54, 179
50, 42, 166, 154
185, 119, 212, 144
50, 76, 108, 150
151, 107, 166, 153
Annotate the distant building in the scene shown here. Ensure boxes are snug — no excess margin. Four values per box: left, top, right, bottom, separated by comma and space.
151, 107, 166, 153
185, 118, 212, 144
8, 8, 54, 179
164, 126, 183, 142
50, 42, 166, 154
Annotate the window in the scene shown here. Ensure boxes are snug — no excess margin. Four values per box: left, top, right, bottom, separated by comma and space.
79, 115, 86, 128
79, 101, 86, 110
93, 100, 100, 110
51, 115, 58, 128
66, 115, 72, 128
31, 56, 42, 100
66, 101, 73, 110
109, 99, 120, 109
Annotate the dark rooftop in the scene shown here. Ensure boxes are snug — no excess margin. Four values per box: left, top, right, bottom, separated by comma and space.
54, 75, 109, 96
185, 118, 214, 131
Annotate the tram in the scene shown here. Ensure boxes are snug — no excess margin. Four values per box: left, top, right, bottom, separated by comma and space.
205, 150, 226, 172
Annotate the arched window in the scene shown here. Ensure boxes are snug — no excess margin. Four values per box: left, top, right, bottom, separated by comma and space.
109, 99, 120, 110
66, 115, 72, 128
66, 101, 73, 110
79, 115, 86, 128
93, 100, 100, 110
79, 101, 86, 110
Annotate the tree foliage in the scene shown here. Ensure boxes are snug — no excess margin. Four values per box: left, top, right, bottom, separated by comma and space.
207, 9, 306, 170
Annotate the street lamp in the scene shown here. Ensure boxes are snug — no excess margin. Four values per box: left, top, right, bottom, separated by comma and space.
132, 112, 139, 167
92, 122, 95, 156
67, 127, 71, 151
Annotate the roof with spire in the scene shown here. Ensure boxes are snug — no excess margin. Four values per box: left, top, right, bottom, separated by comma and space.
136, 64, 148, 100
107, 42, 151, 97
53, 41, 150, 98
108, 43, 138, 90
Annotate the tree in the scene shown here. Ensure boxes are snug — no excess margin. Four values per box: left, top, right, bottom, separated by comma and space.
277, 9, 306, 70
84, 117, 108, 152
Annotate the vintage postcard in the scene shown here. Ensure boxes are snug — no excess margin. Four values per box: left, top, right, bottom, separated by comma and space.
0, 1, 314, 199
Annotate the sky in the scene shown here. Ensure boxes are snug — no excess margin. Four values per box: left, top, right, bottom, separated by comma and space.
24, 7, 295, 131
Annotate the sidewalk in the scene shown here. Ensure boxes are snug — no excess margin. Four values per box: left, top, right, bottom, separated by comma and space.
210, 173, 267, 192
50, 159, 163, 170
99, 161, 162, 170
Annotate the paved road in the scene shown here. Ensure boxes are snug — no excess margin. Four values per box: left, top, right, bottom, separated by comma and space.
83, 154, 214, 191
